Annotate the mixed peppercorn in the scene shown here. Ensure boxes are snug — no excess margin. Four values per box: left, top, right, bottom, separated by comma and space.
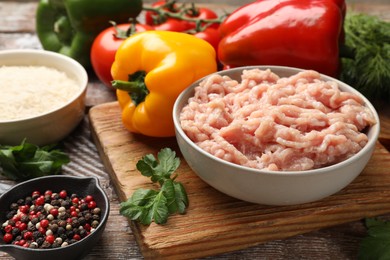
0, 189, 101, 249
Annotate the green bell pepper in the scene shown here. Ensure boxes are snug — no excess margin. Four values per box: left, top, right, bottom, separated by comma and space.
36, 0, 143, 68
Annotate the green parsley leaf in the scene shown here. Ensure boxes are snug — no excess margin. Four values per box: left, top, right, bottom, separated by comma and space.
358, 218, 390, 260
120, 148, 188, 225
136, 147, 180, 185
0, 140, 70, 181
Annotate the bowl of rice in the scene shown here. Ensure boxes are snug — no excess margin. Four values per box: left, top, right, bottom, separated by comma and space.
173, 66, 380, 205
0, 49, 88, 146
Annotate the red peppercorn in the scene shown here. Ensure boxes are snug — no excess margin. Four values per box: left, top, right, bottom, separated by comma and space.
84, 195, 94, 203
35, 196, 45, 206
4, 225, 12, 233
4, 234, 13, 243
45, 235, 55, 244
15, 221, 22, 229
32, 191, 40, 197
84, 223, 91, 231
49, 208, 59, 217
88, 201, 97, 209
19, 222, 27, 231
38, 226, 46, 235
23, 231, 33, 240
70, 211, 78, 217
70, 206, 76, 212
73, 234, 81, 241
23, 243, 30, 248
71, 197, 79, 205
59, 190, 67, 199
44, 190, 53, 196
19, 205, 29, 214
40, 219, 49, 228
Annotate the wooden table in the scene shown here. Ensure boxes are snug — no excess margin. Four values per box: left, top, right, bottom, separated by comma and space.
0, 1, 389, 259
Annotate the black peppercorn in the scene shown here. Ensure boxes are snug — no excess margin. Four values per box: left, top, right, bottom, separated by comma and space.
9, 203, 18, 211
61, 200, 70, 208
31, 217, 39, 225
60, 234, 67, 242
84, 212, 92, 221
49, 223, 58, 234
50, 199, 61, 207
57, 227, 65, 235
66, 230, 74, 238
25, 196, 33, 206
92, 214, 100, 221
57, 220, 67, 228
6, 210, 16, 220
16, 198, 24, 205
78, 217, 86, 226
11, 228, 20, 237
79, 229, 87, 238
41, 241, 52, 249
80, 203, 88, 211
21, 214, 29, 223
68, 239, 77, 245
33, 230, 43, 240
27, 224, 36, 232
44, 195, 51, 203
71, 218, 79, 228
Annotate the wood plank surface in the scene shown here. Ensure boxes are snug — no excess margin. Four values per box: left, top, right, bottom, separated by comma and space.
89, 101, 390, 260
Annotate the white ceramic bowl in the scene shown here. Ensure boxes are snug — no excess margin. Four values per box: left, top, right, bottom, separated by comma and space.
173, 66, 380, 206
0, 49, 88, 146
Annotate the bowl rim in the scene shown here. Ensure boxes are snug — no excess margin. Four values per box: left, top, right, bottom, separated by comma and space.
173, 65, 381, 177
0, 175, 110, 252
0, 49, 88, 124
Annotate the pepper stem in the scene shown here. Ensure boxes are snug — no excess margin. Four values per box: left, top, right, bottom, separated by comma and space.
112, 71, 149, 105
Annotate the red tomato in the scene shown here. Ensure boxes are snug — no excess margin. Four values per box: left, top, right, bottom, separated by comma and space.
91, 23, 153, 88
153, 18, 188, 32
145, 0, 178, 26
185, 7, 220, 30
193, 27, 220, 54
145, 1, 219, 31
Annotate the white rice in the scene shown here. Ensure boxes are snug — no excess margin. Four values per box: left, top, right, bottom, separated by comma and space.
0, 66, 80, 121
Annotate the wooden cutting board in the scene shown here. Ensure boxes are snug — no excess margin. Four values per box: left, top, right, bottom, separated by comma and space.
89, 101, 390, 260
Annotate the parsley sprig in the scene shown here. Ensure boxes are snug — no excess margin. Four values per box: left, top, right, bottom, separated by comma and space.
0, 139, 70, 181
358, 218, 390, 260
120, 148, 189, 225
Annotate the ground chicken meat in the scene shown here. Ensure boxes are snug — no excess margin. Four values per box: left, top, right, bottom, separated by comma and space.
180, 69, 376, 171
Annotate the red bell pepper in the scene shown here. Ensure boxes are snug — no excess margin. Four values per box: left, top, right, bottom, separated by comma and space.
218, 0, 346, 77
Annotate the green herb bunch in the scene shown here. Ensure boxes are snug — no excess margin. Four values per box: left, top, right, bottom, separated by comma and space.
120, 148, 189, 225
340, 13, 390, 101
0, 140, 70, 181
359, 218, 390, 259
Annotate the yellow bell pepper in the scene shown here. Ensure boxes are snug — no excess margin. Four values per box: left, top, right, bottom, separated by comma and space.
111, 30, 217, 137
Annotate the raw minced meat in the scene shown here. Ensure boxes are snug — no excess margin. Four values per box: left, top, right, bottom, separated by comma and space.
180, 69, 376, 171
